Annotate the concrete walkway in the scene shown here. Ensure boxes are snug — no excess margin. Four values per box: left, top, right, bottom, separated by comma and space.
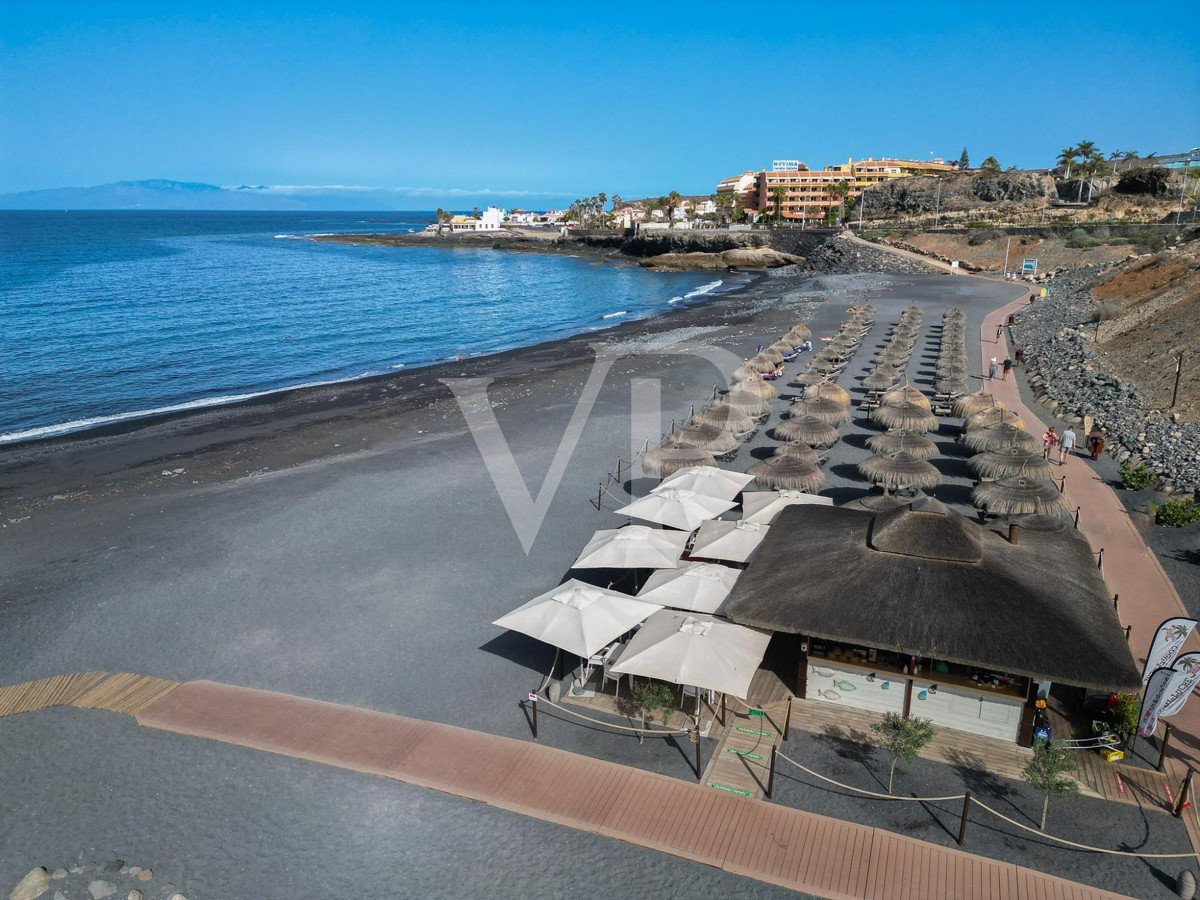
135, 679, 1130, 900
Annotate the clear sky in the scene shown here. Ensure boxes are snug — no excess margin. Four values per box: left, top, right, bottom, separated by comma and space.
2, 1, 1197, 205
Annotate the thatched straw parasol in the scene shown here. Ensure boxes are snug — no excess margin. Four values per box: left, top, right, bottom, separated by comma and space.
789, 397, 852, 426
937, 364, 968, 381
693, 402, 755, 434
943, 306, 965, 321
881, 384, 932, 410
870, 401, 938, 433
748, 456, 825, 492
772, 441, 821, 464
642, 442, 718, 478
858, 451, 941, 491
728, 376, 777, 401
671, 423, 739, 455
862, 369, 898, 391
757, 346, 785, 364
971, 476, 1071, 519
952, 390, 1004, 419
963, 407, 1026, 433
803, 382, 851, 407
936, 357, 967, 375
747, 353, 780, 374
935, 375, 969, 396
877, 350, 911, 367
968, 447, 1053, 480
769, 340, 796, 355
788, 324, 812, 342
961, 423, 1038, 453
796, 369, 832, 386
730, 364, 758, 384
773, 415, 839, 448
865, 429, 938, 460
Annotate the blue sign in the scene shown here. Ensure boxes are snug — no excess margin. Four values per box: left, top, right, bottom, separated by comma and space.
1022, 258, 1038, 272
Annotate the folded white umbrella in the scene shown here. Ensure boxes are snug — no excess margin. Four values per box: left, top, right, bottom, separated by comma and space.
572, 524, 690, 570
654, 465, 756, 501
611, 609, 772, 699
637, 561, 740, 614
492, 579, 661, 659
690, 519, 770, 563
740, 490, 834, 525
614, 488, 736, 532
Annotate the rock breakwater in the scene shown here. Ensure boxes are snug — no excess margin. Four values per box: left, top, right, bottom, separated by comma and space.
1012, 269, 1200, 493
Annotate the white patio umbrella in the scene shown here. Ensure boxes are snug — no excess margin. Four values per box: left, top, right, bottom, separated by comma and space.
740, 489, 834, 526
690, 519, 770, 563
610, 609, 772, 700
637, 561, 740, 614
654, 465, 756, 501
614, 488, 736, 532
492, 579, 661, 659
572, 524, 690, 570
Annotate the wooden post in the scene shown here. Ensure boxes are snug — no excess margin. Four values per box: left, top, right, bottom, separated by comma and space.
615, 457, 623, 485
720, 693, 726, 728
1125, 625, 1133, 643
1158, 722, 1173, 773
531, 696, 538, 740
1174, 767, 1193, 817
1097, 548, 1104, 571
903, 678, 914, 718
957, 791, 972, 846
767, 743, 777, 799
597, 483, 603, 510
1172, 351, 1185, 409
1113, 594, 1120, 613
1058, 475, 1066, 493
695, 729, 703, 782
783, 695, 792, 742
1074, 507, 1081, 528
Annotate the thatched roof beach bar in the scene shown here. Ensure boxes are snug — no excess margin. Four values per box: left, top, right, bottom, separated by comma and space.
724, 498, 1139, 744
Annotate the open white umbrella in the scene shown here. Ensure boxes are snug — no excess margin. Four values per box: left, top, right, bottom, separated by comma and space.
610, 609, 772, 700
690, 519, 770, 563
654, 465, 755, 501
614, 488, 736, 532
740, 489, 834, 525
638, 561, 740, 614
572, 525, 690, 570
493, 579, 661, 659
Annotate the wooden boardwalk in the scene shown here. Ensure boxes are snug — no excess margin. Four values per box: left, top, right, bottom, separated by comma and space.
135, 680, 1132, 900
0, 672, 109, 717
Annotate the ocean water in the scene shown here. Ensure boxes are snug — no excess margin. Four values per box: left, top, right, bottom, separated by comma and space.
0, 212, 719, 444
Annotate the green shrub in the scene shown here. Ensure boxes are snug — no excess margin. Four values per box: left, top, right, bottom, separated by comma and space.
1106, 694, 1140, 735
1154, 498, 1200, 527
1118, 463, 1155, 490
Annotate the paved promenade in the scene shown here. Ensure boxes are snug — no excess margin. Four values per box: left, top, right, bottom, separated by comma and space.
136, 680, 1130, 900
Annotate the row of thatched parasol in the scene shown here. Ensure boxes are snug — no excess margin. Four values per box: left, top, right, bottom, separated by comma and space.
859, 305, 922, 393
935, 305, 970, 396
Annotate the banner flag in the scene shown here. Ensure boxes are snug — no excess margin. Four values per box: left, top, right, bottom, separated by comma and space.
1159, 653, 1200, 719
1141, 617, 1198, 685
1140, 667, 1175, 737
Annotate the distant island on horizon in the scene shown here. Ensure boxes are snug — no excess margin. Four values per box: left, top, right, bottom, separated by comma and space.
0, 179, 572, 212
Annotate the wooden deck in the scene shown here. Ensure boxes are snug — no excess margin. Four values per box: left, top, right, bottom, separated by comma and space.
134, 680, 1133, 900
0, 672, 108, 717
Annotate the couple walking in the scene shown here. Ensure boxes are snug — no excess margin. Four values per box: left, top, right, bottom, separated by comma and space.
987, 356, 1013, 380
1042, 425, 1076, 465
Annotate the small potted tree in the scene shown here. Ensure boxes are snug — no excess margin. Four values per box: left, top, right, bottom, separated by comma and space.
1023, 738, 1079, 830
628, 678, 676, 745
870, 713, 936, 794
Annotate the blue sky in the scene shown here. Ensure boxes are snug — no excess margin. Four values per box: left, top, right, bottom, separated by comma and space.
1, 1, 1197, 205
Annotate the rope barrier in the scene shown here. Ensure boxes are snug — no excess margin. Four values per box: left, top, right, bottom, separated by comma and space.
969, 797, 1200, 859
535, 696, 692, 736
776, 750, 965, 803
532, 653, 558, 696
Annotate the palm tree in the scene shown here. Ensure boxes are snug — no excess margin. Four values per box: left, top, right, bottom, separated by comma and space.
771, 186, 786, 224
828, 181, 852, 222
435, 208, 451, 235
1057, 146, 1078, 179
664, 190, 683, 226
980, 155, 1001, 172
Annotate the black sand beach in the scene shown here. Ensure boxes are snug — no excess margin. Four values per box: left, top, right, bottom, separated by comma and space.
1, 258, 1192, 898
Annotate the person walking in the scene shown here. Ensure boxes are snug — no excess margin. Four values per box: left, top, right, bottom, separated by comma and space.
1042, 426, 1057, 460
1002, 356, 1013, 380
1087, 426, 1105, 460
988, 357, 998, 380
996, 324, 1003, 341
1058, 426, 1077, 465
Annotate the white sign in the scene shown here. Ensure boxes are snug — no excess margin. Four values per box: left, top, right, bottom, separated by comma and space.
1142, 617, 1198, 684
1021, 258, 1038, 273
528, 693, 538, 702
1139, 667, 1174, 737
1160, 653, 1200, 719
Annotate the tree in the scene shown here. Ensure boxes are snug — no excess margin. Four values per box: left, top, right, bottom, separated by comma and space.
1022, 738, 1079, 830
1057, 146, 1078, 179
870, 713, 935, 793
435, 208, 451, 235
957, 148, 970, 169
980, 155, 1002, 173
772, 186, 786, 224
629, 678, 676, 744
828, 180, 852, 222
664, 190, 683, 225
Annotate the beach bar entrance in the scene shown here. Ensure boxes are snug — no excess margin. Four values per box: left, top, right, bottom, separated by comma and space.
724, 497, 1140, 745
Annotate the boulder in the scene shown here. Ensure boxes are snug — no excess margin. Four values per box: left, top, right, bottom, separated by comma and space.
9, 869, 51, 900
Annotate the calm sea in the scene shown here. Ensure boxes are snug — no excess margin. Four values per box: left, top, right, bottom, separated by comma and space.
0, 211, 720, 444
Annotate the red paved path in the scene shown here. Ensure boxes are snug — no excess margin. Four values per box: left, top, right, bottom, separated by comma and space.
137, 680, 1131, 900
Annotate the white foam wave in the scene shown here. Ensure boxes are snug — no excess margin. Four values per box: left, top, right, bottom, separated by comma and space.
684, 279, 723, 299
602, 310, 628, 319
669, 296, 682, 304
0, 377, 359, 446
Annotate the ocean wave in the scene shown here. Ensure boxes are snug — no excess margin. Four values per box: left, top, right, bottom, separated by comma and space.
684, 279, 723, 299
668, 296, 682, 304
602, 310, 628, 319
0, 377, 359, 446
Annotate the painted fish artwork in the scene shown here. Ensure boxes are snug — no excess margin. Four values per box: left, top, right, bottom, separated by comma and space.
820, 690, 841, 700
832, 680, 857, 692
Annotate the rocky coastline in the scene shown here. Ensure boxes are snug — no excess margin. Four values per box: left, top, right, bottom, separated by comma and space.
1012, 269, 1200, 493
